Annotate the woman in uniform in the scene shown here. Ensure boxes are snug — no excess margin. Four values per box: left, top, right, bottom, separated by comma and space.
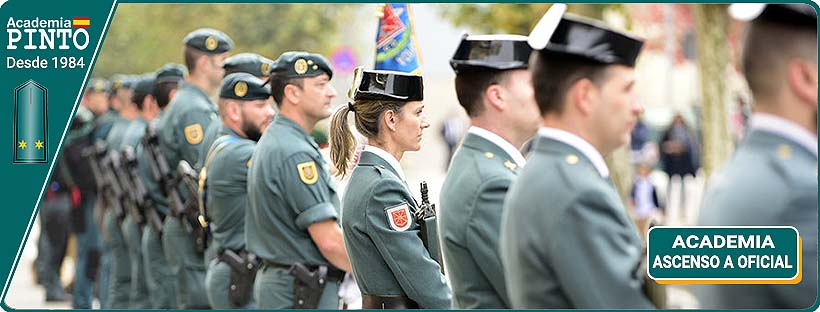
329, 68, 452, 309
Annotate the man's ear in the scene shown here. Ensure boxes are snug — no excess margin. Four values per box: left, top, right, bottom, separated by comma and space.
788, 58, 818, 106
484, 84, 506, 112
570, 78, 596, 116
227, 100, 242, 122
284, 84, 301, 105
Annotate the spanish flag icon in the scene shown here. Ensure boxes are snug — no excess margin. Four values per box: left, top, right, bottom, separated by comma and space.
73, 17, 90, 28
14, 80, 48, 164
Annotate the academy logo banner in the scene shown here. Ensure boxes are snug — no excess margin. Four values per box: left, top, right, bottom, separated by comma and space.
0, 0, 115, 309
374, 3, 422, 74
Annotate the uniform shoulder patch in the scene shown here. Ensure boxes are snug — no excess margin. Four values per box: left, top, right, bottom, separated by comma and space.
297, 161, 318, 184
184, 123, 204, 145
385, 203, 411, 232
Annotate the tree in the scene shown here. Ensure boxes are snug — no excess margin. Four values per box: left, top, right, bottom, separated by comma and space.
94, 4, 357, 77
693, 4, 733, 179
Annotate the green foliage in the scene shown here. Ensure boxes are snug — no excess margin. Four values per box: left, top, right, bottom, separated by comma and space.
94, 4, 357, 77
438, 4, 623, 34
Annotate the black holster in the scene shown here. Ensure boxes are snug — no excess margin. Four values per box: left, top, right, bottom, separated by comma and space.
362, 295, 419, 309
287, 263, 344, 309
218, 249, 260, 307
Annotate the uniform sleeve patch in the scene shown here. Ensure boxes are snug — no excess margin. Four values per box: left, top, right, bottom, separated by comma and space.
297, 161, 318, 185
184, 123, 204, 145
385, 203, 411, 232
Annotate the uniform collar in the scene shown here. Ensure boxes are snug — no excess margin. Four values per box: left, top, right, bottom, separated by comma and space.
179, 80, 213, 103
467, 126, 527, 166
538, 127, 609, 178
273, 114, 319, 150
749, 113, 818, 158
363, 145, 407, 182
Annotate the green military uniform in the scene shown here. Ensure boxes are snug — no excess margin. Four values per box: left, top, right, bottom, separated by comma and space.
134, 65, 186, 309
501, 132, 653, 308
440, 130, 521, 308
500, 8, 652, 308
246, 51, 342, 309
343, 149, 452, 309
439, 34, 532, 309
101, 117, 134, 309
696, 118, 818, 307
120, 117, 151, 309
247, 115, 342, 309
202, 73, 271, 309
341, 69, 450, 309
156, 28, 233, 309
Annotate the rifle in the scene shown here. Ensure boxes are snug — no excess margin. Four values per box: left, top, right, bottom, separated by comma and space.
177, 160, 209, 253
142, 125, 185, 220
95, 142, 125, 222
416, 181, 443, 272
121, 146, 164, 234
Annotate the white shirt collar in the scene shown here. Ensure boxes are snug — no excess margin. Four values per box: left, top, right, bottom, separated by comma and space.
364, 145, 407, 181
538, 127, 610, 178
468, 126, 527, 167
749, 113, 818, 158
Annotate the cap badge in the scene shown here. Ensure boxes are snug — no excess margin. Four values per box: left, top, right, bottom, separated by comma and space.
205, 36, 218, 51
234, 81, 248, 97
261, 63, 270, 76
294, 59, 308, 75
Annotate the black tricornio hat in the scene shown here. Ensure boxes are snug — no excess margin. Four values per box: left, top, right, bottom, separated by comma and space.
529, 3, 644, 67
450, 34, 532, 74
219, 73, 271, 101
729, 4, 816, 28
350, 68, 423, 102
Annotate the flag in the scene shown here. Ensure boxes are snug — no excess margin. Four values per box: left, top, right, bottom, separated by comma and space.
14, 80, 48, 164
73, 17, 90, 28
374, 4, 422, 74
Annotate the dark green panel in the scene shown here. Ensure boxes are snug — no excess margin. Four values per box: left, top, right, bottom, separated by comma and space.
14, 80, 48, 164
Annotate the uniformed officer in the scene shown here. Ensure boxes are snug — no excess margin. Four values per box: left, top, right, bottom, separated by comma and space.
120, 65, 186, 309
156, 27, 233, 309
74, 77, 111, 309
197, 52, 276, 269
100, 74, 138, 309
439, 34, 540, 309
203, 73, 274, 309
696, 4, 817, 309
246, 51, 351, 309
500, 4, 654, 308
329, 68, 450, 309
137, 64, 187, 309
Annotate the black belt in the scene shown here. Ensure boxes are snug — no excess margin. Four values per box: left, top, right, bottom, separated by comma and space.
261, 260, 345, 282
362, 295, 419, 309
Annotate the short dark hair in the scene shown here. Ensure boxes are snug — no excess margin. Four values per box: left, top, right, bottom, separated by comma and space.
152, 81, 179, 109
184, 46, 207, 73
454, 70, 511, 117
742, 20, 817, 102
530, 52, 610, 116
269, 76, 304, 106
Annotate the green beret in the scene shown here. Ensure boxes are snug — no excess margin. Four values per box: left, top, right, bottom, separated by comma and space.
270, 51, 333, 79
219, 72, 271, 101
155, 63, 187, 83
133, 73, 157, 96
183, 28, 234, 54
224, 53, 275, 78
110, 74, 134, 91
86, 78, 110, 93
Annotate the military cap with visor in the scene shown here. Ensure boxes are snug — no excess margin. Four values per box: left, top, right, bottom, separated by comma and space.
183, 28, 234, 54
219, 72, 271, 101
348, 67, 423, 102
528, 3, 644, 67
269, 51, 333, 79
155, 63, 187, 83
224, 53, 275, 78
450, 34, 532, 74
729, 3, 816, 28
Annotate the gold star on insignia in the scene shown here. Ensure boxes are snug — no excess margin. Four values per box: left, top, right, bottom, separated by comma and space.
504, 160, 517, 170
484, 152, 494, 159
35, 140, 44, 150
565, 154, 579, 165
18, 140, 26, 150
